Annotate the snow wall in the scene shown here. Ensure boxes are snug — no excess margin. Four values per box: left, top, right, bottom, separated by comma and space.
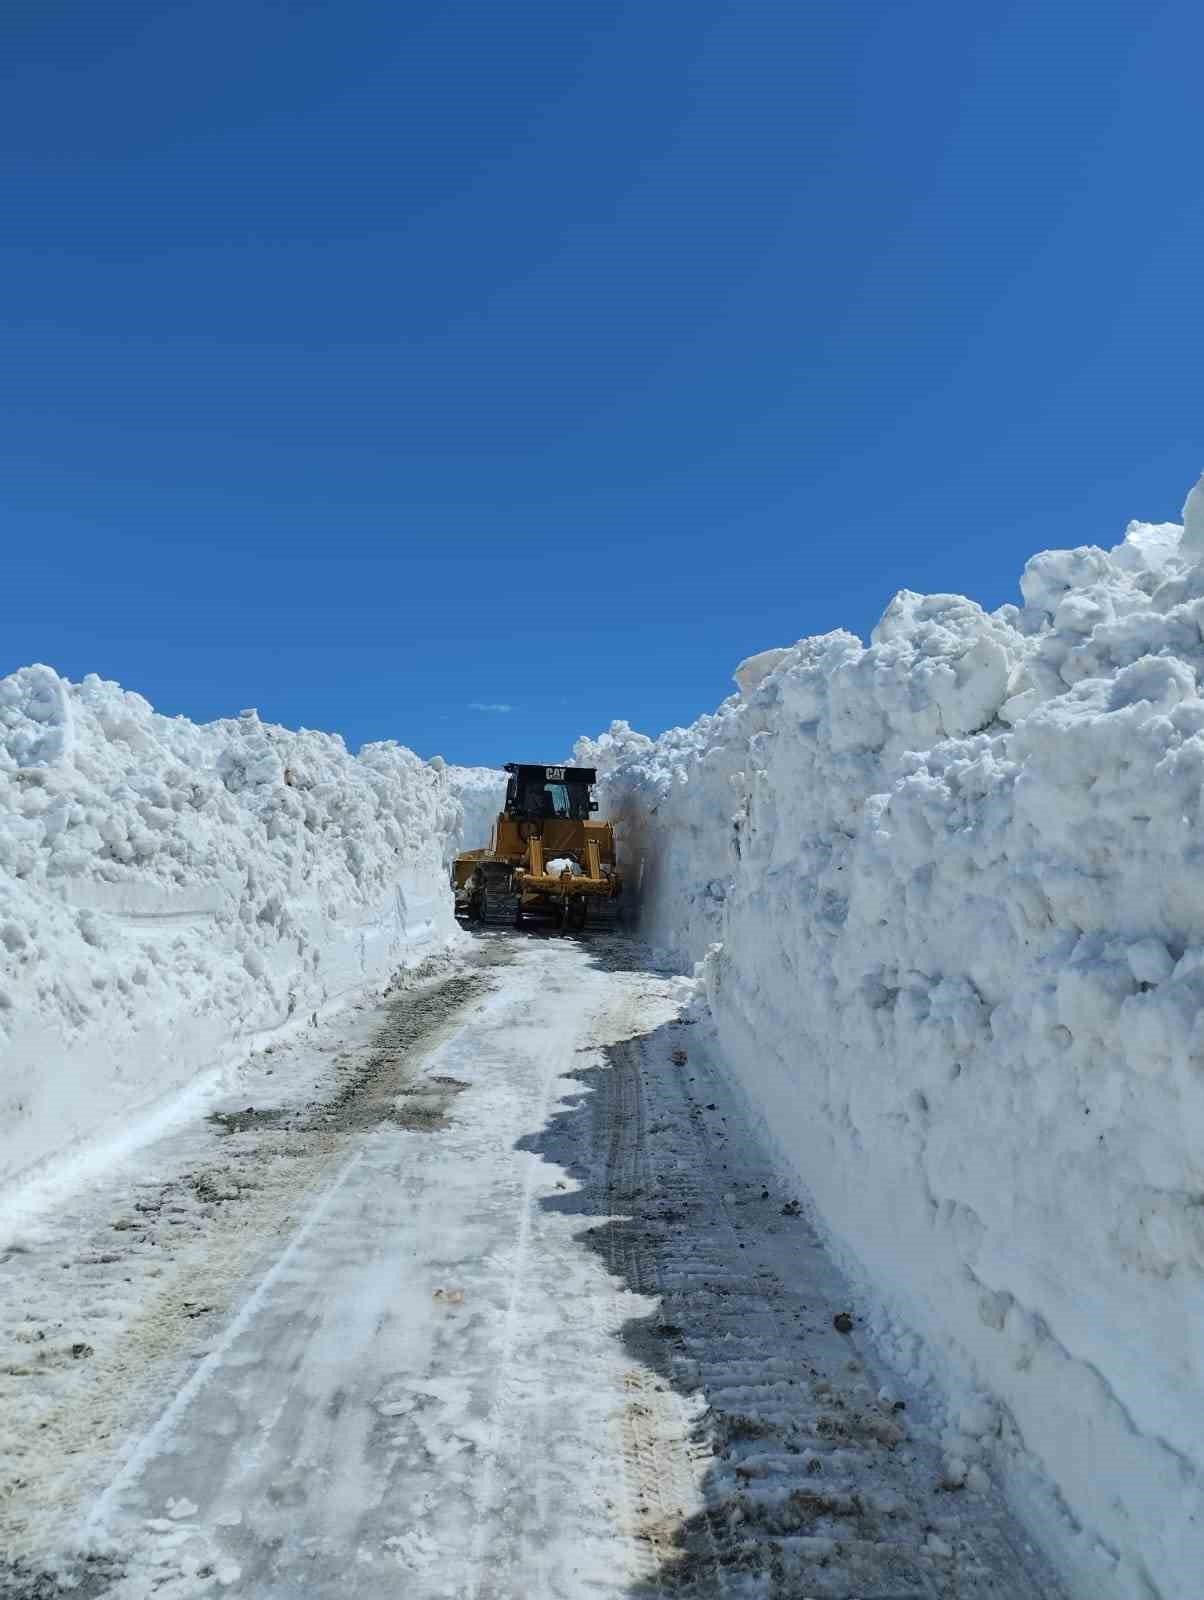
577, 478, 1204, 1600
0, 668, 460, 1193
444, 764, 507, 856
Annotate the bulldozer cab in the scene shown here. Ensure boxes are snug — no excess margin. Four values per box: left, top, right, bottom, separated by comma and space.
503, 764, 599, 823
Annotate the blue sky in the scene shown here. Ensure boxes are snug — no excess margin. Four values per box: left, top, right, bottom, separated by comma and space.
3, 0, 1200, 767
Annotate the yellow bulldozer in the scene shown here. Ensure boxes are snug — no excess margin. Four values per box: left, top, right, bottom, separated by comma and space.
452, 763, 621, 930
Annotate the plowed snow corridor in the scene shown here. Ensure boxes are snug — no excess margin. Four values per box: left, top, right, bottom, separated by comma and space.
0, 935, 1066, 1600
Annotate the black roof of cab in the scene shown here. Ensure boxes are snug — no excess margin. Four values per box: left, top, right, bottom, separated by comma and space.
503, 763, 598, 785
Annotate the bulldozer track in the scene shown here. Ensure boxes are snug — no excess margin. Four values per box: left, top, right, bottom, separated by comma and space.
478, 891, 520, 925
597, 1033, 720, 1591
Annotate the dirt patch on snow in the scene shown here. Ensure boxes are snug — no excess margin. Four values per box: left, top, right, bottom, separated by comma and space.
299, 975, 487, 1136
0, 1555, 123, 1600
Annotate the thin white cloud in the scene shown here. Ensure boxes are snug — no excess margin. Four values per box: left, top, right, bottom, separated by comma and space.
468, 701, 514, 713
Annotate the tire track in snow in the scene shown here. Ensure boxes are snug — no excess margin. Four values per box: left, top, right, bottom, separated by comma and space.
464, 1035, 556, 1600
85, 1148, 367, 1540
592, 1001, 719, 1589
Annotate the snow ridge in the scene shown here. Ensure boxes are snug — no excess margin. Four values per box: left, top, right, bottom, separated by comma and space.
0, 669, 460, 1192
576, 475, 1204, 1600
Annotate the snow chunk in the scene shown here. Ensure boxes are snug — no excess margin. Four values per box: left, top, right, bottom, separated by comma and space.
1126, 938, 1174, 986
1181, 471, 1204, 557
1107, 654, 1195, 711
547, 857, 585, 876
734, 647, 791, 698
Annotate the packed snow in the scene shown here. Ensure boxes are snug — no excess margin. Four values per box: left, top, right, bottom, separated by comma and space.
576, 475, 1204, 1600
0, 668, 460, 1192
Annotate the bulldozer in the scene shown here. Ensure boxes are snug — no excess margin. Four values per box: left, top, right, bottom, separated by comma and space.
452, 763, 621, 930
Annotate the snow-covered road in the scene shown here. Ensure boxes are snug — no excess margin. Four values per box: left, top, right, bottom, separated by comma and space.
2, 934, 1067, 1600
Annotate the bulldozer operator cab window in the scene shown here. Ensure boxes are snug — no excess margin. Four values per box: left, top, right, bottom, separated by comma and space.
524, 779, 583, 820
541, 782, 571, 818
509, 775, 593, 821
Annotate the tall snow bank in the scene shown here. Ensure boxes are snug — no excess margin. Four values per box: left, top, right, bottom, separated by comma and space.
443, 764, 507, 855
577, 474, 1204, 1600
1, 669, 460, 1191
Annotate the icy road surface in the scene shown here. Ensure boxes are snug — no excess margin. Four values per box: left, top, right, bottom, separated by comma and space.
1, 935, 1066, 1600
